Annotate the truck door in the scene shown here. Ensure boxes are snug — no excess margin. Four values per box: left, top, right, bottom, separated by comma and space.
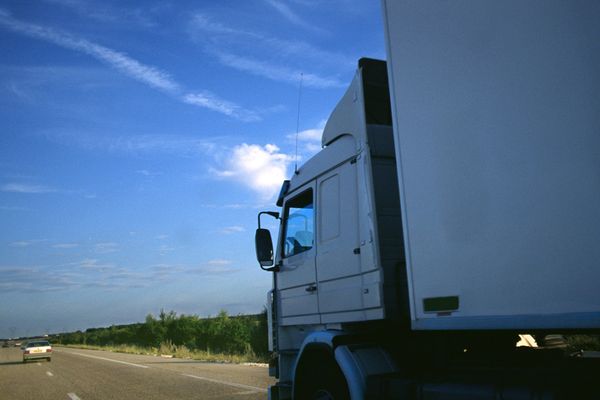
316, 159, 362, 322
276, 185, 319, 325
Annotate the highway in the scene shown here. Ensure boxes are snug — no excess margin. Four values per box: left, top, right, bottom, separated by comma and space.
0, 346, 274, 399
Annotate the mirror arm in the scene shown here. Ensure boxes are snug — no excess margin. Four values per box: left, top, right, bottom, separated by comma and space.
258, 211, 280, 228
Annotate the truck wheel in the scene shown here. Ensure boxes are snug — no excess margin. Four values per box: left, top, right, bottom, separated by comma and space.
297, 354, 349, 400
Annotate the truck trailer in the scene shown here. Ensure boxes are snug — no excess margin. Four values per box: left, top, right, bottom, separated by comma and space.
255, 1, 600, 398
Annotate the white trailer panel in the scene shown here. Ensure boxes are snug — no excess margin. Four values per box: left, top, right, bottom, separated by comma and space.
383, 0, 600, 329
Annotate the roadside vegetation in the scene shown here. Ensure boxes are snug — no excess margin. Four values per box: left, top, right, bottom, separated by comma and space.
565, 335, 600, 354
54, 310, 269, 364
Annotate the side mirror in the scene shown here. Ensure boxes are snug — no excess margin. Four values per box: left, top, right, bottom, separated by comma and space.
255, 228, 274, 268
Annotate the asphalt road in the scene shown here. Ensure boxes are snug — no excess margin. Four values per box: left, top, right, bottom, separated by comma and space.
0, 346, 274, 399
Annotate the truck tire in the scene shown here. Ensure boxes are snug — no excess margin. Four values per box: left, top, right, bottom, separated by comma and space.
296, 352, 349, 400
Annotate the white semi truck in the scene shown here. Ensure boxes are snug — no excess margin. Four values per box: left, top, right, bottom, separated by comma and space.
255, 1, 600, 399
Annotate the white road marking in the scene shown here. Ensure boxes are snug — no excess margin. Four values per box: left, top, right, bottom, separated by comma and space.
69, 352, 149, 369
182, 374, 267, 393
46, 371, 54, 377
235, 390, 263, 395
67, 393, 81, 400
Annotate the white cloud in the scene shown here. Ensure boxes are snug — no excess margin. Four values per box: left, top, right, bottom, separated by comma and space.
0, 10, 258, 121
1, 183, 57, 194
296, 127, 323, 142
212, 143, 293, 198
287, 120, 325, 157
219, 226, 245, 234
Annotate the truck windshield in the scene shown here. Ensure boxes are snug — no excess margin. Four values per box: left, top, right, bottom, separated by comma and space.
282, 189, 314, 258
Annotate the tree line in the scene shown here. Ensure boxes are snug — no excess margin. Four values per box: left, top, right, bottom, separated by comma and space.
55, 309, 268, 357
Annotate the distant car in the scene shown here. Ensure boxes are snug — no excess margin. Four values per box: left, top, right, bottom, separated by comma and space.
1, 342, 9, 348
22, 340, 52, 362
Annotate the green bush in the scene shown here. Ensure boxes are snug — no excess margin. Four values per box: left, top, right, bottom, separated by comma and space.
55, 309, 269, 362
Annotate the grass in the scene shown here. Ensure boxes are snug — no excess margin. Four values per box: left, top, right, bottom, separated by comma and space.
58, 342, 267, 364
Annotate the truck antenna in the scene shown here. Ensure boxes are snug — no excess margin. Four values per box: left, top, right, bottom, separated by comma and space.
294, 72, 303, 175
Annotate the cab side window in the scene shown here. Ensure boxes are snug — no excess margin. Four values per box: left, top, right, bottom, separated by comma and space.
282, 189, 314, 258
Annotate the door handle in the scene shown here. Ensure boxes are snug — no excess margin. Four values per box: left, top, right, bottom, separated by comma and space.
305, 285, 317, 293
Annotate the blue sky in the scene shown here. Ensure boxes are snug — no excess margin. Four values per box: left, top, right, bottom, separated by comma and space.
0, 0, 384, 338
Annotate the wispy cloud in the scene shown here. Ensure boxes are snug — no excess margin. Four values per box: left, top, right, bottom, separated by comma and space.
186, 259, 238, 275
198, 203, 254, 210
45, 131, 217, 157
43, 0, 158, 28
214, 52, 344, 89
0, 205, 28, 211
207, 259, 232, 266
190, 13, 349, 65
218, 226, 246, 234
189, 13, 350, 87
52, 243, 79, 249
189, 13, 253, 37
0, 261, 169, 293
0, 9, 259, 121
94, 242, 119, 254
158, 244, 175, 256
0, 265, 78, 293
136, 169, 162, 177
183, 92, 260, 122
264, 0, 326, 34
1, 183, 57, 194
150, 263, 185, 279
77, 258, 115, 271
0, 11, 178, 92
211, 143, 293, 198
9, 240, 46, 248
1, 182, 97, 200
